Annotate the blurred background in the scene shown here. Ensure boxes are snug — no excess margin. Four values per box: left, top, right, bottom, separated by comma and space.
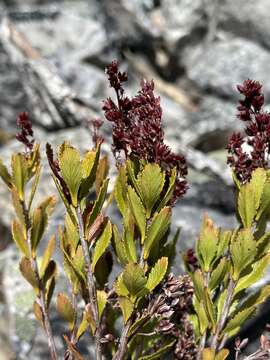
0, 0, 269, 358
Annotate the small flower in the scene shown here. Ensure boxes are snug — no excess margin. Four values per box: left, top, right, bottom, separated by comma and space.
227, 79, 270, 183
16, 112, 34, 150
103, 61, 188, 202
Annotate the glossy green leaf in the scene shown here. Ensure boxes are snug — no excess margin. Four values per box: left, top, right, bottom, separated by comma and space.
230, 229, 256, 280
11, 153, 28, 200
118, 296, 134, 323
238, 168, 266, 227
137, 163, 165, 218
123, 263, 147, 298
144, 207, 171, 259
92, 221, 112, 271
59, 143, 83, 206
146, 257, 168, 291
127, 186, 146, 242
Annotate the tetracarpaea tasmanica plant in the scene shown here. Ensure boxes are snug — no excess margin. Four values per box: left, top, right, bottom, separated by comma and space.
2, 62, 270, 360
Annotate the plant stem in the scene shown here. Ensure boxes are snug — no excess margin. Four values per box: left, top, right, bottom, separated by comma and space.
113, 318, 132, 360
197, 332, 206, 360
23, 203, 58, 360
76, 206, 103, 360
211, 278, 236, 352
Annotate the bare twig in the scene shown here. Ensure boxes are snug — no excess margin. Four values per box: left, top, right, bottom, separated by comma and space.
113, 318, 133, 360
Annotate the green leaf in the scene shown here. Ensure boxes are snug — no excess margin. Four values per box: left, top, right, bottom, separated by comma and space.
0, 158, 12, 188
194, 298, 208, 335
77, 312, 89, 340
115, 273, 129, 297
40, 235, 56, 278
138, 339, 176, 360
97, 290, 107, 319
123, 263, 147, 298
19, 257, 39, 291
238, 168, 266, 228
28, 165, 41, 211
127, 186, 146, 242
216, 349, 230, 360
123, 209, 137, 262
92, 221, 112, 271
222, 307, 255, 335
137, 163, 165, 218
144, 207, 171, 259
146, 257, 168, 291
234, 253, 270, 295
217, 230, 232, 258
192, 269, 205, 301
209, 257, 228, 290
197, 215, 219, 272
64, 213, 79, 250
155, 168, 176, 213
256, 179, 270, 221
243, 284, 270, 309
79, 145, 100, 199
230, 229, 256, 280
96, 156, 109, 194
112, 224, 129, 265
12, 219, 29, 257
56, 293, 75, 329
59, 143, 83, 206
11, 153, 28, 200
202, 348, 215, 360
86, 178, 109, 228
118, 296, 134, 323
11, 187, 25, 226
114, 165, 127, 216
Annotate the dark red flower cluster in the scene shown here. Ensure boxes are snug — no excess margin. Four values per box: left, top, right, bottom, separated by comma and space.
227, 79, 270, 183
103, 61, 188, 201
16, 112, 34, 150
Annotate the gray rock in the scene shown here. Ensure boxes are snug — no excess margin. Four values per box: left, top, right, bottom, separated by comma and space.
187, 37, 270, 100
219, 0, 270, 50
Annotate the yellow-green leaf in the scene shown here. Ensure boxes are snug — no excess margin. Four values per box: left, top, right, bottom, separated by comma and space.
127, 186, 146, 242
97, 290, 107, 319
118, 296, 134, 323
223, 307, 255, 335
216, 349, 230, 360
86, 178, 109, 228
40, 235, 56, 278
11, 153, 28, 199
123, 263, 147, 298
202, 348, 215, 360
19, 257, 39, 291
59, 143, 83, 206
76, 312, 89, 340
146, 257, 168, 291
137, 163, 165, 218
0, 158, 12, 188
115, 273, 129, 297
209, 257, 228, 290
114, 165, 127, 216
12, 219, 29, 257
144, 207, 171, 259
92, 221, 112, 271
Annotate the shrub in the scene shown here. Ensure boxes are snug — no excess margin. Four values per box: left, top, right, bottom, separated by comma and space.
0, 64, 270, 360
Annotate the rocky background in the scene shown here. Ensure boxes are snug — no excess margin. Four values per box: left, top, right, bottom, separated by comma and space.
0, 0, 269, 359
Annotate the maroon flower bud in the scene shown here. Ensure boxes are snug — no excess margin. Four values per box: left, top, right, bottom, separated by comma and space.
16, 112, 34, 150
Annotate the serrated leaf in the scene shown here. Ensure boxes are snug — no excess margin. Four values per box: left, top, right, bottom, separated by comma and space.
79, 145, 100, 199
64, 213, 79, 250
137, 163, 165, 218
192, 269, 205, 301
144, 207, 171, 259
112, 224, 129, 265
256, 179, 270, 221
234, 253, 270, 295
238, 168, 266, 228
146, 257, 168, 291
11, 186, 25, 226
96, 156, 109, 194
127, 186, 146, 242
97, 290, 107, 319
155, 168, 176, 213
11, 153, 28, 200
57, 293, 75, 329
19, 257, 39, 291
123, 263, 147, 298
138, 339, 176, 360
243, 284, 270, 309
92, 221, 112, 271
115, 273, 129, 297
209, 257, 228, 290
118, 296, 134, 323
59, 143, 83, 206
230, 229, 256, 280
123, 209, 137, 262
114, 165, 127, 216
0, 158, 12, 188
197, 215, 219, 272
223, 307, 255, 335
217, 230, 232, 258
28, 165, 41, 211
86, 178, 109, 228
76, 312, 89, 340
12, 219, 29, 257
